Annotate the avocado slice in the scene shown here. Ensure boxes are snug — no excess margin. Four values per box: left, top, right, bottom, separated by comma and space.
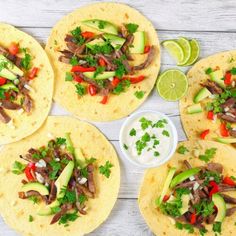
37, 200, 60, 216
193, 87, 211, 103
215, 137, 236, 144
212, 193, 226, 222
156, 167, 176, 206
83, 71, 115, 80
179, 194, 190, 215
82, 19, 118, 35
86, 38, 106, 50
0, 55, 23, 77
187, 103, 203, 114
21, 182, 49, 196
0, 83, 19, 92
129, 31, 146, 54
65, 132, 75, 156
74, 147, 85, 168
170, 168, 201, 188
0, 68, 17, 80
103, 33, 125, 50
210, 70, 225, 88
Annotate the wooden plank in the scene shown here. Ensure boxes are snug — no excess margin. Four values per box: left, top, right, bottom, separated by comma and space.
0, 199, 154, 236
2, 0, 236, 31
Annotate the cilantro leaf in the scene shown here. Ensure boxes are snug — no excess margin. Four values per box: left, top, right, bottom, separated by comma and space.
28, 215, 34, 222
20, 48, 31, 70
85, 56, 97, 67
123, 143, 128, 150
12, 161, 26, 175
99, 161, 113, 178
134, 91, 145, 99
162, 130, 170, 137
56, 137, 66, 145
78, 194, 87, 205
75, 84, 86, 96
230, 67, 236, 75
70, 56, 79, 66
199, 148, 217, 163
49, 160, 61, 180
71, 27, 85, 45
125, 23, 139, 34
28, 196, 39, 205
129, 128, 136, 136
139, 117, 152, 130
177, 145, 189, 154
94, 66, 105, 78
59, 211, 79, 226
205, 67, 213, 75
213, 222, 222, 234
65, 72, 73, 81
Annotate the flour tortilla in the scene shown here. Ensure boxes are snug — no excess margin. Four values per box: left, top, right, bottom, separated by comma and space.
0, 23, 54, 145
45, 2, 160, 121
179, 50, 236, 141
0, 116, 120, 236
138, 140, 236, 236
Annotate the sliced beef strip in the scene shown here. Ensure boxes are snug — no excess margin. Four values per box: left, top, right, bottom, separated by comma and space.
76, 202, 87, 215
96, 54, 117, 71
18, 192, 27, 199
58, 55, 71, 64
66, 42, 86, 55
204, 80, 223, 94
220, 97, 236, 110
221, 193, 236, 204
59, 50, 74, 58
206, 213, 216, 224
64, 34, 74, 42
226, 207, 236, 216
176, 180, 204, 189
50, 203, 73, 224
206, 162, 223, 174
218, 113, 236, 123
77, 184, 94, 198
48, 181, 57, 203
87, 164, 96, 194
229, 129, 236, 137
1, 100, 21, 110
121, 34, 134, 53
23, 94, 33, 113
218, 184, 236, 192
133, 46, 155, 70
0, 107, 11, 123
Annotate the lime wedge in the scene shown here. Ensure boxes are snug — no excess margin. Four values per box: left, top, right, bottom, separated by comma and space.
162, 40, 184, 64
177, 37, 191, 66
182, 39, 200, 66
156, 69, 188, 101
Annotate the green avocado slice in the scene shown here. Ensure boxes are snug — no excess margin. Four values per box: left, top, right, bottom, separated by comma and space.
179, 194, 190, 215
103, 33, 125, 50
129, 31, 146, 54
170, 168, 201, 188
193, 87, 211, 103
0, 82, 19, 92
187, 103, 203, 114
83, 71, 115, 80
210, 70, 225, 88
215, 137, 236, 144
21, 182, 49, 196
86, 38, 106, 50
0, 68, 17, 80
212, 193, 226, 222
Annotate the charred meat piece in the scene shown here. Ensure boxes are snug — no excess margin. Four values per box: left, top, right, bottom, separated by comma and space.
121, 34, 134, 53
64, 34, 74, 42
59, 50, 74, 59
221, 97, 236, 110
50, 204, 73, 224
77, 184, 94, 198
0, 107, 11, 123
221, 193, 236, 204
176, 180, 204, 189
18, 192, 27, 199
217, 113, 236, 123
87, 164, 96, 194
229, 129, 236, 137
66, 42, 86, 56
1, 100, 21, 110
206, 162, 223, 174
206, 213, 216, 224
23, 94, 33, 113
58, 55, 71, 64
226, 207, 236, 217
218, 184, 236, 192
48, 181, 57, 203
204, 80, 223, 94
96, 54, 117, 71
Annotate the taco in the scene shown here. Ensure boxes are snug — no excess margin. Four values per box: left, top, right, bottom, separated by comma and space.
138, 140, 236, 236
0, 116, 120, 236
45, 2, 160, 121
0, 23, 54, 145
180, 51, 236, 147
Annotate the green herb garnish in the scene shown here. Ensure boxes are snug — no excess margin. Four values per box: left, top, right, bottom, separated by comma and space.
20, 48, 31, 70
65, 72, 73, 81
70, 56, 79, 66
75, 84, 86, 96
139, 117, 152, 130
177, 145, 189, 154
213, 222, 222, 234
99, 161, 113, 178
12, 161, 26, 175
205, 67, 213, 75
125, 23, 139, 34
49, 160, 61, 180
199, 148, 217, 163
134, 91, 145, 99
162, 130, 170, 137
56, 137, 66, 145
123, 143, 128, 150
59, 211, 79, 227
28, 215, 34, 222
129, 128, 136, 136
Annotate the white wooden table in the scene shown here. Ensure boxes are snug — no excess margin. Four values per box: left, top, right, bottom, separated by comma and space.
1, 0, 236, 235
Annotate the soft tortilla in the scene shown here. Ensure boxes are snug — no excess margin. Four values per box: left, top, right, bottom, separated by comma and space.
179, 50, 236, 141
0, 116, 120, 236
138, 140, 236, 236
0, 23, 54, 145
45, 2, 160, 121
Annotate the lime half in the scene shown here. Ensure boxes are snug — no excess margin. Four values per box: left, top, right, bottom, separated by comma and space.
182, 39, 200, 66
177, 37, 191, 66
156, 69, 188, 101
162, 40, 184, 64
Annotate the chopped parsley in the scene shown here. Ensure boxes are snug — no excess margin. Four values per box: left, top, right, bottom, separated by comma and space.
12, 161, 26, 175
113, 56, 128, 78
129, 128, 136, 136
141, 132, 151, 142
193, 199, 215, 217
20, 48, 31, 70
70, 56, 79, 66
213, 222, 222, 234
175, 222, 194, 234
58, 189, 76, 205
56, 137, 66, 145
123, 143, 129, 150
80, 167, 88, 178
202, 171, 221, 185
32, 153, 41, 159
75, 83, 86, 96
85, 157, 97, 164
134, 90, 145, 99
71, 27, 85, 45
205, 67, 213, 75
65, 72, 73, 81
153, 119, 167, 128
113, 79, 130, 94
154, 151, 160, 157
59, 211, 79, 227
199, 228, 208, 236
85, 56, 97, 67
99, 161, 113, 178
199, 148, 217, 163
0, 89, 5, 99
49, 160, 61, 180
89, 43, 113, 55
139, 117, 152, 130
162, 130, 170, 137
177, 145, 189, 154
125, 23, 139, 34
28, 215, 34, 222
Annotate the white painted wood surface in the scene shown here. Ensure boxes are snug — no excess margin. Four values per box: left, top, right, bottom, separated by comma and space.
1, 0, 236, 235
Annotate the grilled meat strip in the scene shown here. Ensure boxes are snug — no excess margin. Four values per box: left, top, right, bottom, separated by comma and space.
204, 80, 223, 94
0, 107, 11, 123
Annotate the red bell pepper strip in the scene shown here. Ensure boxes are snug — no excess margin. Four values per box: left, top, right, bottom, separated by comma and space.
207, 111, 214, 120
144, 45, 151, 54
100, 95, 108, 104
209, 181, 219, 197
24, 163, 36, 181
0, 77, 7, 86
163, 195, 170, 202
200, 129, 210, 139
88, 84, 97, 96
8, 42, 19, 55
71, 65, 96, 73
224, 72, 232, 85
220, 123, 229, 137
73, 74, 83, 83
81, 31, 95, 39
127, 75, 145, 84
111, 77, 120, 87
28, 67, 39, 80
98, 58, 106, 67
190, 213, 197, 224
223, 176, 236, 186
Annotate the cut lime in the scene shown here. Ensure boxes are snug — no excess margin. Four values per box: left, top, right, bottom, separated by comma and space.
162, 40, 184, 64
156, 69, 188, 101
177, 37, 191, 66
182, 39, 200, 66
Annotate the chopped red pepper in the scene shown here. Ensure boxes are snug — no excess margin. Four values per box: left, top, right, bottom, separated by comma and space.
220, 123, 229, 137
200, 129, 210, 139
8, 42, 19, 55
81, 31, 95, 39
88, 84, 97, 96
127, 75, 145, 84
190, 213, 197, 224
207, 111, 214, 120
209, 181, 219, 197
144, 45, 151, 54
71, 65, 96, 73
224, 72, 232, 85
24, 163, 36, 182
111, 77, 120, 87
100, 95, 108, 104
73, 74, 83, 83
0, 77, 7, 86
4, 92, 10, 100
163, 195, 170, 202
28, 67, 39, 80
223, 176, 235, 186
98, 58, 106, 67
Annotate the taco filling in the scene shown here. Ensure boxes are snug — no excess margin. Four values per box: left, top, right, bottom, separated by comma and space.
58, 20, 155, 104
0, 43, 39, 123
156, 160, 236, 235
187, 67, 236, 145
12, 133, 113, 226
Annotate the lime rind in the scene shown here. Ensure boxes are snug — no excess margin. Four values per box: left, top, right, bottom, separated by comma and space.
182, 39, 200, 66
177, 37, 191, 66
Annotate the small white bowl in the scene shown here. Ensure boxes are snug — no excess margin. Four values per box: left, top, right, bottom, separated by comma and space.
119, 110, 178, 168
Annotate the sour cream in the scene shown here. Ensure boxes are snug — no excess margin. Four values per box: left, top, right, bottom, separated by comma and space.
119, 110, 178, 168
